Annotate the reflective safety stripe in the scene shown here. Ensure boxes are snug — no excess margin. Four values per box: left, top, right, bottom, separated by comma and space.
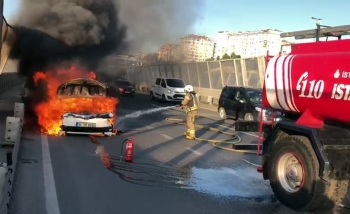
188, 129, 195, 134
186, 107, 198, 113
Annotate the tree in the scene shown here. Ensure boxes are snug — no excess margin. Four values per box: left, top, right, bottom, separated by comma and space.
222, 53, 231, 59
206, 57, 214, 61
230, 52, 241, 59
216, 56, 220, 60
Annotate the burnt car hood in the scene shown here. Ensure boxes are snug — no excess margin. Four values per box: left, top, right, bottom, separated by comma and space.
56, 78, 108, 98
62, 112, 114, 119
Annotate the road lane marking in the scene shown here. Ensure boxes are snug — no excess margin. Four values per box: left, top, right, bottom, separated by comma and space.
215, 124, 259, 137
41, 134, 61, 214
160, 134, 172, 140
186, 147, 202, 156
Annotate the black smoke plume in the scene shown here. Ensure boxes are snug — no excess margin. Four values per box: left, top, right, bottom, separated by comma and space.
117, 0, 205, 52
9, 0, 129, 88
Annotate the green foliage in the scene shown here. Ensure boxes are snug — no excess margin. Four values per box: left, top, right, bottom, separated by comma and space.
230, 52, 241, 59
222, 53, 231, 59
219, 52, 242, 60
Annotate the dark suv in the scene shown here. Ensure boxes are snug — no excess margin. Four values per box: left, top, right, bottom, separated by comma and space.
218, 86, 271, 121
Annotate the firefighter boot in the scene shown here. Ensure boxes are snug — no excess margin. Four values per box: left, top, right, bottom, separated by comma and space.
186, 130, 195, 140
184, 130, 191, 136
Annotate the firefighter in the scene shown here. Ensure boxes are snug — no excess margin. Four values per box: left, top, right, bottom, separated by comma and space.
180, 85, 198, 140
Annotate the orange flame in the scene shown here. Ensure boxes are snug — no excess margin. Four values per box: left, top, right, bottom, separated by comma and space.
87, 71, 96, 80
33, 66, 118, 135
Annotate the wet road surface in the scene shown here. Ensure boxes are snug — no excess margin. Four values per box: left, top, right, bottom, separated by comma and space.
8, 91, 349, 214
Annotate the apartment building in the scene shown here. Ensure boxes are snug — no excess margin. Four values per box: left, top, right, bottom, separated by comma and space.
213, 29, 283, 58
179, 34, 215, 62
214, 31, 233, 58
158, 44, 179, 61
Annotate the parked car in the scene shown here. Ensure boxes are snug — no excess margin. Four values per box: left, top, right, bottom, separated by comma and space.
115, 79, 135, 97
218, 86, 279, 121
150, 77, 186, 102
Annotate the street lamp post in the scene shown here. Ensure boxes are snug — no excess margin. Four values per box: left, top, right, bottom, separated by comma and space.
311, 17, 322, 27
311, 17, 322, 41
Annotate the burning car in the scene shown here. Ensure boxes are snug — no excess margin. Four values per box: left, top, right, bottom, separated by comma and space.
56, 78, 116, 136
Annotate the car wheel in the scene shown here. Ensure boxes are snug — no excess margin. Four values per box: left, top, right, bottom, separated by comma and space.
218, 107, 227, 119
244, 113, 254, 121
150, 92, 154, 100
161, 94, 166, 103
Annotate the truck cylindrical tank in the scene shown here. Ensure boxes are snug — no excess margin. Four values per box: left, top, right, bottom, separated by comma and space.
263, 52, 350, 123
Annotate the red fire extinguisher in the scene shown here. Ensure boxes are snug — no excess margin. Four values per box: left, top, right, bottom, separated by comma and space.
121, 138, 134, 162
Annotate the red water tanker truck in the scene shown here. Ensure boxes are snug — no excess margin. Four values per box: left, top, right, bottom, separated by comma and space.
237, 24, 350, 212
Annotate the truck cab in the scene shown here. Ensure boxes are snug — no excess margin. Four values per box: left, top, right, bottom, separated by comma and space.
150, 77, 186, 102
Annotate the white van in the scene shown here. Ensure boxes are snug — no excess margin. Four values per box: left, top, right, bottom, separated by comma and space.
150, 78, 186, 102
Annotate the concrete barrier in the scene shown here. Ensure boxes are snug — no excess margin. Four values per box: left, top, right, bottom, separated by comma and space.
212, 98, 219, 106
0, 102, 24, 214
199, 95, 210, 104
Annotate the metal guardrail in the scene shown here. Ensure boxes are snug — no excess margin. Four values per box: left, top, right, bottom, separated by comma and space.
0, 103, 23, 214
0, 60, 25, 213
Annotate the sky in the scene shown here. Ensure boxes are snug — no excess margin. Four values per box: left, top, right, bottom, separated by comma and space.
194, 0, 350, 37
3, 0, 350, 38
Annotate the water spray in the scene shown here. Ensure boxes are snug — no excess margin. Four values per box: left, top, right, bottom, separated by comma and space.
120, 105, 179, 120
116, 105, 179, 131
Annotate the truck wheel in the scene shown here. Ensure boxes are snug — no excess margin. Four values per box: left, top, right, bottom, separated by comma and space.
244, 113, 254, 121
267, 135, 349, 211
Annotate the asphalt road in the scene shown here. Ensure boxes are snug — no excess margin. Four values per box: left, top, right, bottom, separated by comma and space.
7, 91, 347, 214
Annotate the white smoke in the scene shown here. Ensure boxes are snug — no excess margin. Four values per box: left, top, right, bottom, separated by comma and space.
115, 105, 178, 130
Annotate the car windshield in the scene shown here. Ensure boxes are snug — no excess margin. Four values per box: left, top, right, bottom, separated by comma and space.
246, 89, 262, 103
166, 79, 185, 87
117, 81, 131, 86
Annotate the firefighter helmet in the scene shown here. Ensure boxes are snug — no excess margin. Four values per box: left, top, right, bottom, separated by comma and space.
184, 85, 194, 92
